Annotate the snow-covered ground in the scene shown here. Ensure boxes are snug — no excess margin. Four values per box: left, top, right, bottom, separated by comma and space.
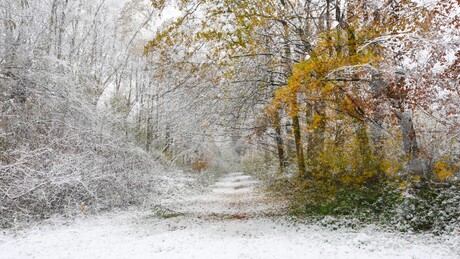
1, 172, 458, 259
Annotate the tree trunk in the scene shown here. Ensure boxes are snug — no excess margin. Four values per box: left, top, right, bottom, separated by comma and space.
273, 110, 286, 172
356, 119, 372, 172
281, 19, 307, 178
165, 124, 173, 155
313, 102, 326, 156
395, 108, 431, 177
390, 77, 420, 159
396, 109, 420, 158
369, 73, 386, 157
293, 114, 307, 177
57, 0, 69, 59
48, 0, 58, 55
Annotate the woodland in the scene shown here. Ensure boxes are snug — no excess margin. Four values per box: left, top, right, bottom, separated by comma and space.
1, 0, 459, 234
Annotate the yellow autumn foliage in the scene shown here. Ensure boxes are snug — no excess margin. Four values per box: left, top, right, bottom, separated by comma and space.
273, 25, 380, 119
433, 157, 458, 181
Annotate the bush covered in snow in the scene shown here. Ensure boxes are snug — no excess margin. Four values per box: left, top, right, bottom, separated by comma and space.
393, 183, 460, 234
0, 67, 163, 228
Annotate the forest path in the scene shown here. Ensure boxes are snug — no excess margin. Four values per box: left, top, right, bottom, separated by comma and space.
163, 172, 285, 220
0, 172, 458, 259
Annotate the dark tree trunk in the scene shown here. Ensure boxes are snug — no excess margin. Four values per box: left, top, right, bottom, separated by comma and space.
274, 110, 286, 172
293, 114, 307, 177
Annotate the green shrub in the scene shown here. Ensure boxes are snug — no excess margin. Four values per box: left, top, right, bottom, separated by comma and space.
283, 178, 459, 234
290, 183, 400, 223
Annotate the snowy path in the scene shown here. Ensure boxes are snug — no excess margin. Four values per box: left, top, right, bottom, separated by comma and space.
165, 172, 285, 219
1, 172, 458, 259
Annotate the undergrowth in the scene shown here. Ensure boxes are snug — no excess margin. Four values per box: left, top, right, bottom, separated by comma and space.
269, 176, 459, 234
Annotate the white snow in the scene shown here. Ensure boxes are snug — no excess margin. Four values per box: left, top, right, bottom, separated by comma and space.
96, 82, 117, 112
1, 172, 458, 259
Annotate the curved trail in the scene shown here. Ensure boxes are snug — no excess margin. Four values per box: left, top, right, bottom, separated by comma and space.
0, 172, 457, 259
